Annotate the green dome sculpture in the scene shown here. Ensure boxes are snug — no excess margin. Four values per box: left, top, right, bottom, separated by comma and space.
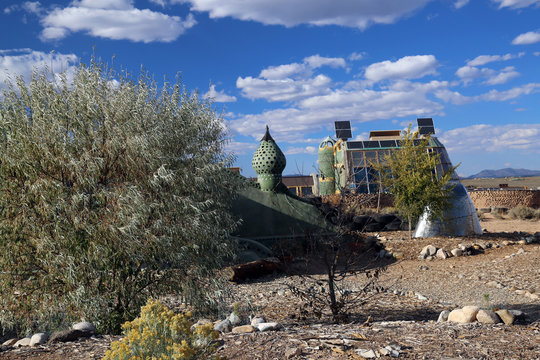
252, 125, 286, 192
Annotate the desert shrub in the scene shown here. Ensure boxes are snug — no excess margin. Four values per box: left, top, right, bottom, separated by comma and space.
0, 59, 241, 334
103, 299, 221, 360
508, 206, 536, 220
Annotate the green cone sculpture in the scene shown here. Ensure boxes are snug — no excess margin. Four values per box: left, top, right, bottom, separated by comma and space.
252, 125, 286, 192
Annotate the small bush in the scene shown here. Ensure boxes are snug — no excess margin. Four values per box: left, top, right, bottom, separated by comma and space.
103, 299, 221, 360
509, 206, 537, 220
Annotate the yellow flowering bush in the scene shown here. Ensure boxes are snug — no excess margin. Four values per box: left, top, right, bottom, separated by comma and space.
103, 299, 222, 360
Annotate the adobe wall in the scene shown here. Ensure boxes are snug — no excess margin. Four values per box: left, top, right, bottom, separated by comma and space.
468, 190, 540, 209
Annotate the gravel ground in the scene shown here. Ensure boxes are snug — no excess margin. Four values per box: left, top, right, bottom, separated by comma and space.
1, 217, 539, 360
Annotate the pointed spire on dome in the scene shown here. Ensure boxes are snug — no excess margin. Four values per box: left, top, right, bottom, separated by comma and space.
252, 125, 286, 192
261, 125, 274, 142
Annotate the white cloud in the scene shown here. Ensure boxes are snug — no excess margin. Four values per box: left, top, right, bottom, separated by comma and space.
434, 89, 472, 105
149, 0, 167, 7
237, 74, 332, 102
39, 1, 196, 42
466, 52, 524, 66
493, 0, 540, 8
0, 49, 78, 88
175, 0, 431, 29
454, 0, 470, 8
440, 124, 540, 154
237, 54, 346, 102
284, 146, 317, 155
230, 53, 540, 144
512, 31, 540, 45
348, 52, 365, 61
22, 1, 44, 15
456, 65, 519, 85
484, 66, 520, 85
205, 84, 237, 103
304, 55, 346, 69
224, 140, 258, 155
479, 83, 540, 101
364, 55, 438, 83
230, 80, 446, 142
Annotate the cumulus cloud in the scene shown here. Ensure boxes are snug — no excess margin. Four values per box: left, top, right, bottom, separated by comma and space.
434, 89, 472, 105
205, 84, 237, 103
466, 52, 524, 66
237, 54, 345, 102
230, 53, 540, 144
0, 48, 78, 88
230, 80, 446, 142
440, 124, 540, 154
456, 65, 519, 85
479, 83, 540, 101
492, 0, 540, 8
364, 55, 438, 83
39, 0, 196, 42
484, 66, 520, 85
175, 0, 431, 29
512, 31, 540, 45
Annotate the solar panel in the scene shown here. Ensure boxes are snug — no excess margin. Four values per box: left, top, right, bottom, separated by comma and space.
417, 118, 433, 127
379, 140, 397, 148
346, 141, 364, 149
334, 121, 352, 139
363, 140, 380, 148
419, 126, 435, 135
335, 121, 351, 130
336, 129, 352, 139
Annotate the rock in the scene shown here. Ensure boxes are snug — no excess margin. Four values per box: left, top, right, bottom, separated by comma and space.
214, 319, 232, 333
436, 248, 449, 259
2, 338, 18, 347
451, 248, 463, 257
437, 310, 450, 322
476, 309, 501, 324
30, 333, 48, 346
72, 321, 96, 334
448, 306, 479, 323
416, 292, 427, 301
228, 312, 242, 326
357, 349, 377, 358
516, 248, 525, 254
232, 325, 256, 334
250, 316, 266, 327
285, 347, 301, 359
14, 337, 31, 348
191, 318, 213, 330
256, 322, 280, 332
420, 245, 437, 257
49, 329, 93, 343
527, 292, 539, 300
496, 309, 515, 325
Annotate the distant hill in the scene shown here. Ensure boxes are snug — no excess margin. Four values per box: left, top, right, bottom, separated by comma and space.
467, 168, 540, 179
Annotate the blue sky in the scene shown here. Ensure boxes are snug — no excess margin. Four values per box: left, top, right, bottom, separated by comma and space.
1, 0, 539, 177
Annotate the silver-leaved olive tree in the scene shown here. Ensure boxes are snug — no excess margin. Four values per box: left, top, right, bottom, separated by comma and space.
0, 59, 241, 334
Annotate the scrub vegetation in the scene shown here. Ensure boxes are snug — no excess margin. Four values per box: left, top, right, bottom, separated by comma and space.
0, 59, 241, 334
